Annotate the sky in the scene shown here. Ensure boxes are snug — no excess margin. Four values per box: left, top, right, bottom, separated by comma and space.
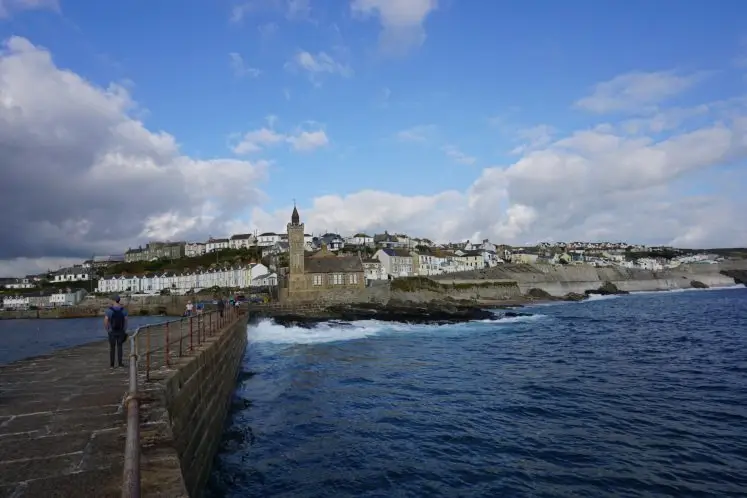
1, 0, 747, 277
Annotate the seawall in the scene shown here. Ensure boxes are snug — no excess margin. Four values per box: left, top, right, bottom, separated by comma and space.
139, 313, 248, 497
431, 262, 746, 297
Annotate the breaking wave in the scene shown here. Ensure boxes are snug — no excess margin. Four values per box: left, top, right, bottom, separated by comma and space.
247, 313, 546, 345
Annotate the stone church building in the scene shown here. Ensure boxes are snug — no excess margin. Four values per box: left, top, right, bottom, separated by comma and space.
283, 206, 365, 301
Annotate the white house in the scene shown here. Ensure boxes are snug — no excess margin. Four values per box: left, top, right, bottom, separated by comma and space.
251, 272, 278, 287
185, 242, 206, 257
4, 278, 35, 290
49, 289, 87, 306
97, 263, 271, 294
347, 233, 374, 247
206, 238, 230, 253
362, 259, 387, 281
374, 248, 413, 277
53, 267, 90, 283
230, 233, 257, 250
257, 232, 282, 247
3, 295, 30, 309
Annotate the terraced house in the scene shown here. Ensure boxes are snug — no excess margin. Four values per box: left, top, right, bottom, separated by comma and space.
96, 263, 274, 294
124, 241, 185, 262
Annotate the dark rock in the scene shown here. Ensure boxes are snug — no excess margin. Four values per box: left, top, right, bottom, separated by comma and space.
721, 269, 747, 286
563, 292, 586, 301
526, 288, 552, 299
502, 311, 533, 318
254, 301, 497, 327
585, 280, 629, 296
690, 280, 709, 289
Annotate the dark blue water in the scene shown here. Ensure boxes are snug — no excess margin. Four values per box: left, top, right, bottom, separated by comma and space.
0, 315, 172, 364
208, 288, 747, 497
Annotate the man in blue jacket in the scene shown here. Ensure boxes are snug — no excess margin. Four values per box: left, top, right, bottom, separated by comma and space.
104, 295, 129, 368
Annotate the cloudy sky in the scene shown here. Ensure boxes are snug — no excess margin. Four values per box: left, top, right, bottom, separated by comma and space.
1, 0, 746, 276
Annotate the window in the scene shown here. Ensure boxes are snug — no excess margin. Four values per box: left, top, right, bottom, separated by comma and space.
348, 273, 358, 285
313, 274, 323, 286
328, 274, 343, 285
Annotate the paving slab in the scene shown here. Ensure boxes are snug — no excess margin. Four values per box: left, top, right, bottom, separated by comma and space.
0, 340, 130, 498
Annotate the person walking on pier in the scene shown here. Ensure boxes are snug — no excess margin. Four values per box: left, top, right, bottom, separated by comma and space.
104, 295, 129, 368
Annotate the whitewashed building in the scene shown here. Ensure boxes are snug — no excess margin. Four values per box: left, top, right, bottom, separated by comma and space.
206, 238, 230, 253
53, 267, 90, 283
97, 263, 271, 294
3, 295, 30, 309
4, 278, 35, 290
374, 248, 413, 277
362, 259, 387, 281
230, 233, 257, 250
49, 289, 87, 306
185, 242, 206, 257
257, 232, 282, 247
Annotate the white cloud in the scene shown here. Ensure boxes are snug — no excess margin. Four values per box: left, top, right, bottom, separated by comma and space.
229, 52, 262, 78
253, 72, 747, 249
574, 71, 706, 114
351, 0, 438, 56
287, 130, 329, 151
230, 0, 311, 23
0, 36, 268, 274
0, 0, 58, 18
258, 22, 278, 40
232, 125, 329, 154
442, 145, 476, 165
396, 124, 435, 142
285, 50, 353, 85
510, 124, 556, 155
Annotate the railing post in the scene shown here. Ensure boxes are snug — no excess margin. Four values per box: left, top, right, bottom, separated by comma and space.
165, 322, 170, 368
122, 333, 141, 498
189, 316, 193, 352
209, 312, 213, 337
145, 327, 151, 382
178, 318, 183, 357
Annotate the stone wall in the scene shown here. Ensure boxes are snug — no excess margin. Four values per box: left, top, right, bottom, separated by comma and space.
431, 262, 745, 297
140, 313, 248, 497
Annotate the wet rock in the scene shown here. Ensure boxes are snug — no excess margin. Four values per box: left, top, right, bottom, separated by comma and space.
563, 292, 586, 301
690, 280, 709, 289
585, 280, 629, 296
526, 288, 552, 299
256, 301, 496, 327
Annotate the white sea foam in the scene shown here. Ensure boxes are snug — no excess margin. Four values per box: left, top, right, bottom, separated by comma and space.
630, 283, 746, 295
247, 313, 546, 345
583, 293, 620, 302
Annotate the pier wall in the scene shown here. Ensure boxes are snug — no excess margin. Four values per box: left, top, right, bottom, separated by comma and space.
140, 314, 248, 497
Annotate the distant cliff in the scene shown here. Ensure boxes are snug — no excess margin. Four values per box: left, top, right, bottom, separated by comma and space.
429, 261, 747, 297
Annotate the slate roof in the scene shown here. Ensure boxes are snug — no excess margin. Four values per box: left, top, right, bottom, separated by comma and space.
381, 248, 411, 258
304, 254, 363, 274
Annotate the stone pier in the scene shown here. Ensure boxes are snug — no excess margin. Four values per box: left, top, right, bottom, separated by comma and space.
0, 341, 130, 497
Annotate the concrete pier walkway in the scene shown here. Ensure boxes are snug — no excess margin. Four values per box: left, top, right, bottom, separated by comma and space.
0, 340, 129, 498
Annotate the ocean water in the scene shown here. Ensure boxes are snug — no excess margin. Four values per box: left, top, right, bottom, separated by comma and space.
212, 286, 747, 497
0, 315, 172, 364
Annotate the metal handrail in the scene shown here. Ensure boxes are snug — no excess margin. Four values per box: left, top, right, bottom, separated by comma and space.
121, 305, 241, 498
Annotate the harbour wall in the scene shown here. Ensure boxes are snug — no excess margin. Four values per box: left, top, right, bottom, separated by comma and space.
140, 314, 248, 497
431, 262, 745, 297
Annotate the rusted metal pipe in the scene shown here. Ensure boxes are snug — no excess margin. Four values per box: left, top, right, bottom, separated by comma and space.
122, 333, 141, 498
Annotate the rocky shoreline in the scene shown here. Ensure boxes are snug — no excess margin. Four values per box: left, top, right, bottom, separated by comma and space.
248, 281, 639, 328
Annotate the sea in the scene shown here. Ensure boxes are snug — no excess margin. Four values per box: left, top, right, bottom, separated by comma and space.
207, 286, 747, 498
0, 315, 171, 364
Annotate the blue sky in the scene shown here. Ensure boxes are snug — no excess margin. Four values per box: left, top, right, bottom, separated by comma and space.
1, 0, 746, 274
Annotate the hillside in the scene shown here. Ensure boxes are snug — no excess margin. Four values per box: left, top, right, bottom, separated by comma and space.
101, 248, 264, 276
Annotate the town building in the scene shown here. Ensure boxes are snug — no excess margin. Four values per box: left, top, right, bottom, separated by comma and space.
125, 242, 185, 262
284, 207, 365, 300
205, 237, 230, 253
229, 233, 257, 250
185, 242, 206, 257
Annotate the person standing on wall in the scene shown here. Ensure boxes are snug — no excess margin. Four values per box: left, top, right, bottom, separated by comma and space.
104, 295, 129, 369
217, 295, 225, 318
